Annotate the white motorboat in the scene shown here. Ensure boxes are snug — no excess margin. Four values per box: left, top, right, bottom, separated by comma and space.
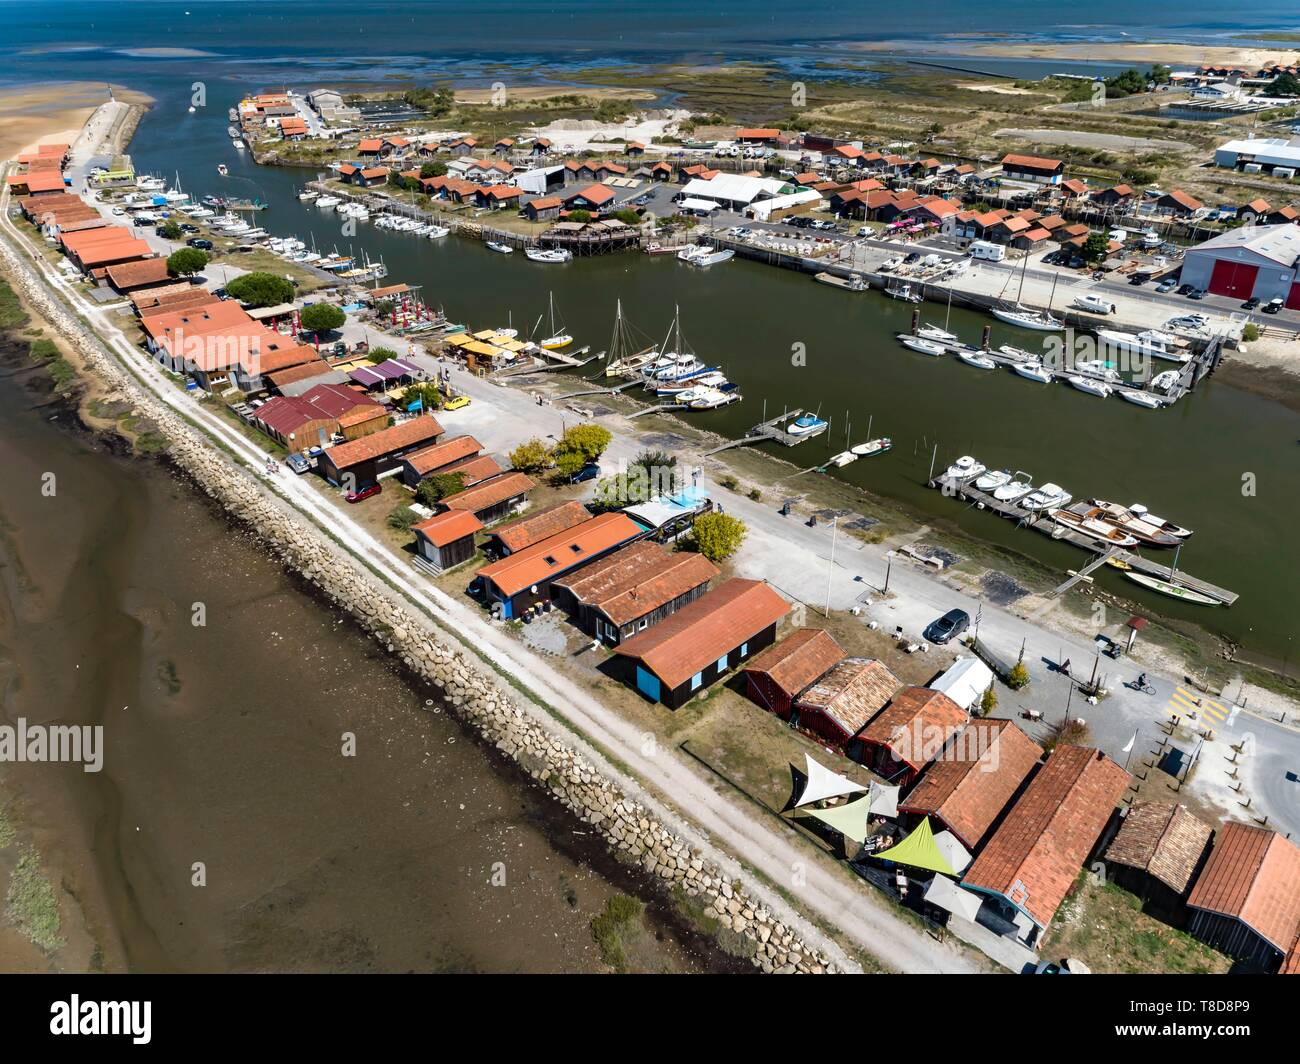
1048, 503, 1140, 548
425, 225, 450, 239
917, 323, 958, 344
1126, 503, 1192, 538
1150, 369, 1180, 392
217, 163, 229, 176
957, 348, 996, 370
885, 284, 922, 303
900, 335, 947, 356
1140, 229, 1162, 248
1013, 361, 1053, 383
991, 306, 1063, 331
525, 247, 572, 263
1118, 389, 1164, 409
851, 437, 892, 457
1067, 375, 1113, 399
486, 241, 514, 254
315, 195, 340, 208
998, 344, 1038, 362
993, 472, 1034, 503
974, 468, 1012, 492
1071, 294, 1116, 315
1072, 359, 1122, 383
1020, 482, 1072, 512
298, 189, 318, 201
944, 455, 986, 481
688, 387, 741, 409
785, 412, 829, 438
678, 245, 734, 267
827, 451, 858, 467
1094, 328, 1184, 361
232, 139, 245, 149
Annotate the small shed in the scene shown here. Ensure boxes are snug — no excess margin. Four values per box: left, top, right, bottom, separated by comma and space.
412, 510, 482, 572
1102, 801, 1213, 918
742, 628, 846, 720
793, 658, 903, 750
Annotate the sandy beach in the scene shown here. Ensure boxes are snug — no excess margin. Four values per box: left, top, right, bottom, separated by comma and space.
0, 82, 152, 161
849, 38, 1300, 70
453, 85, 656, 104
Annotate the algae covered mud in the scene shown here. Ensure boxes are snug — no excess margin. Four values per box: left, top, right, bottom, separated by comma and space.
0, 283, 733, 974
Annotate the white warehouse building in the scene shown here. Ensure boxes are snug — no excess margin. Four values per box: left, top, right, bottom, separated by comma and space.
1179, 224, 1300, 305
1214, 137, 1300, 174
677, 173, 791, 211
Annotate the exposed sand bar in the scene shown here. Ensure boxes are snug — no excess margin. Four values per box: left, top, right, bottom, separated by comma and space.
0, 82, 153, 161
452, 85, 656, 104
846, 39, 1300, 70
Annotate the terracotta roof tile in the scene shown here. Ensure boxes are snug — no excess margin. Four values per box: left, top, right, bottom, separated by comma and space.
321, 415, 443, 470
1103, 801, 1214, 895
1187, 822, 1300, 952
413, 509, 483, 547
552, 541, 718, 626
900, 719, 1043, 850
489, 501, 591, 553
477, 513, 643, 598
856, 686, 968, 769
795, 658, 903, 740
441, 470, 535, 514
962, 745, 1130, 929
402, 435, 482, 476
614, 579, 789, 690
742, 628, 846, 699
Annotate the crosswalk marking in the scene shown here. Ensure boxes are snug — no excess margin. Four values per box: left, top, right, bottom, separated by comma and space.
1162, 686, 1232, 726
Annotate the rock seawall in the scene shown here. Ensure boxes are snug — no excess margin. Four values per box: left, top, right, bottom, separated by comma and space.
0, 234, 844, 974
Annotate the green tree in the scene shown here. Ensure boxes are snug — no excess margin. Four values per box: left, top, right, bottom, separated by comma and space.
159, 220, 182, 240
568, 209, 592, 223
298, 302, 346, 337
551, 423, 611, 479
416, 471, 467, 506
420, 161, 447, 178
400, 381, 444, 412
365, 345, 401, 364
224, 271, 294, 307
509, 437, 553, 474
1265, 72, 1300, 97
612, 208, 641, 225
166, 247, 209, 277
979, 686, 998, 717
1148, 64, 1172, 85
387, 505, 421, 533
688, 511, 746, 562
1081, 232, 1111, 263
1007, 661, 1030, 690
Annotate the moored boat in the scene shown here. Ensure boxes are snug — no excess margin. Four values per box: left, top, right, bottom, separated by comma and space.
1067, 374, 1113, 399
1084, 500, 1181, 547
899, 335, 946, 356
785, 412, 828, 438
814, 271, 867, 292
1020, 482, 1072, 512
1118, 388, 1164, 409
885, 283, 922, 303
974, 468, 1012, 492
1013, 361, 1053, 383
850, 437, 892, 457
1116, 502, 1192, 538
993, 471, 1034, 503
917, 323, 958, 344
525, 247, 572, 263
991, 306, 1063, 331
944, 455, 986, 481
1125, 571, 1220, 606
486, 241, 514, 254
1048, 503, 1140, 548
957, 348, 996, 370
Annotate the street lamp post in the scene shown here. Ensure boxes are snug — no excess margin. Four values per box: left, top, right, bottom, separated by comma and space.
883, 550, 894, 594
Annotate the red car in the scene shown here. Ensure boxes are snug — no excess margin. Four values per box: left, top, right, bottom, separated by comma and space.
345, 484, 381, 503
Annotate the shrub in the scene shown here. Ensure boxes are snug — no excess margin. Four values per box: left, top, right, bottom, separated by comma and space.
509, 437, 553, 473
416, 471, 466, 506
166, 247, 208, 277
1007, 661, 1030, 690
689, 511, 746, 562
299, 302, 346, 336
387, 505, 421, 533
1242, 324, 1260, 343
979, 686, 998, 716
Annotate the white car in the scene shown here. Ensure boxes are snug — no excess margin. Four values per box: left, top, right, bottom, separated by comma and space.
881, 256, 903, 271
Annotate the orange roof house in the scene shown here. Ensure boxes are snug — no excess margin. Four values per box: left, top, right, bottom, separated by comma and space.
439, 470, 535, 522
742, 628, 847, 720
614, 579, 789, 708
792, 658, 903, 748
854, 686, 968, 783
485, 501, 591, 556
317, 415, 444, 485
1187, 822, 1300, 971
899, 719, 1044, 851
411, 509, 483, 571
962, 746, 1129, 940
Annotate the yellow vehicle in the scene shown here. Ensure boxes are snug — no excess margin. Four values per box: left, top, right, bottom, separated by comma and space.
443, 395, 471, 411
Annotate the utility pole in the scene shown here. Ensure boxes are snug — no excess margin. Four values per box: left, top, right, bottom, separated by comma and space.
824, 516, 838, 617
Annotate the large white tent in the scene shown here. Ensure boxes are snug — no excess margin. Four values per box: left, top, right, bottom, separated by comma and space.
795, 754, 867, 807
923, 875, 983, 922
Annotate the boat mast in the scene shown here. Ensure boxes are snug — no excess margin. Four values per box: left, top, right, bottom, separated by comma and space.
1015, 249, 1029, 307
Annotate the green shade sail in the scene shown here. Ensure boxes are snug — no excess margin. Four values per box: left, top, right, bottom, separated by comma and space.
802, 794, 873, 844
874, 816, 958, 876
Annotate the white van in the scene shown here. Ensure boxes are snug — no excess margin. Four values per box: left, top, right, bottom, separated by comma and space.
968, 240, 1005, 262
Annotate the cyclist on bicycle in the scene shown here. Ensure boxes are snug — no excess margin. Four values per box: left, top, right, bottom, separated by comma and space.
1137, 672, 1148, 690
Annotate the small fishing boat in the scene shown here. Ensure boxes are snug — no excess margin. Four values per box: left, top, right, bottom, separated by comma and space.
1140, 229, 1163, 248
1122, 503, 1192, 538
688, 387, 741, 409
991, 306, 1063, 331
525, 247, 572, 263
993, 472, 1034, 503
1013, 361, 1053, 383
885, 284, 922, 303
315, 195, 340, 208
1020, 482, 1072, 512
850, 437, 892, 458
426, 225, 450, 239
298, 189, 318, 201
232, 139, 245, 149
1150, 370, 1180, 392
1048, 503, 1140, 548
974, 468, 1012, 492
917, 323, 958, 344
677, 245, 733, 267
998, 344, 1039, 362
1085, 500, 1181, 547
1125, 572, 1220, 606
1095, 328, 1186, 362
814, 272, 867, 292
957, 349, 997, 370
486, 241, 514, 254
1072, 293, 1116, 315
1105, 556, 1132, 571
785, 412, 828, 438
827, 451, 858, 467
1067, 375, 1113, 399
217, 163, 228, 176
944, 455, 986, 481
900, 335, 946, 356
1118, 389, 1164, 409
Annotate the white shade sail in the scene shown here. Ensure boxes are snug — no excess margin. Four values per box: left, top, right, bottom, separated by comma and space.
923, 875, 983, 922
867, 781, 900, 818
933, 829, 973, 874
796, 754, 868, 807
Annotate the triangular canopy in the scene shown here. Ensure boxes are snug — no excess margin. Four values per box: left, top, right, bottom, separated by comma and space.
867, 781, 899, 819
923, 874, 983, 921
874, 817, 958, 876
933, 829, 973, 874
796, 754, 868, 807
802, 795, 872, 844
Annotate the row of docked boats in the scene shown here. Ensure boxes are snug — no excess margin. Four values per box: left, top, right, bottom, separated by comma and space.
485, 241, 575, 261
943, 457, 1214, 604
896, 328, 1169, 408
635, 307, 738, 408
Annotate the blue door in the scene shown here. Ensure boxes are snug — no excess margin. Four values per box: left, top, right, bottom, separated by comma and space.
636, 666, 661, 702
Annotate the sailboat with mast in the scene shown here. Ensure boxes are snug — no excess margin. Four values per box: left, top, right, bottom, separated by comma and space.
537, 292, 573, 350
990, 250, 1063, 331
918, 284, 960, 344
603, 300, 660, 378
641, 306, 717, 385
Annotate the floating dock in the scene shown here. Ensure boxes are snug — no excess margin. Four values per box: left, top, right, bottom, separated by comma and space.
931, 475, 1238, 606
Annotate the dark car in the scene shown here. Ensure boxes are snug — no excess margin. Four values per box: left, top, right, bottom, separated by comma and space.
1128, 273, 1148, 285
924, 608, 970, 645
285, 453, 311, 474
1176, 283, 1193, 296
904, 252, 921, 264
1187, 288, 1205, 300
187, 237, 213, 250
345, 483, 381, 503
570, 462, 601, 484
179, 223, 199, 234
1243, 296, 1261, 310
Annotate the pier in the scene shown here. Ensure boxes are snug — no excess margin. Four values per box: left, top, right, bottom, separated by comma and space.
931, 475, 1238, 606
702, 409, 827, 455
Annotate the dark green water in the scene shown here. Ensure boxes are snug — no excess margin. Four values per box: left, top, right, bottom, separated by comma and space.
127, 91, 1300, 666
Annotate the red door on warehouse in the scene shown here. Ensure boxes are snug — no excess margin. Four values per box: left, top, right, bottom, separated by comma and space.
1207, 258, 1259, 298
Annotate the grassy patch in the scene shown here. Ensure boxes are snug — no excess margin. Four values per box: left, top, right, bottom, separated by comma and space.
590, 893, 645, 972
1042, 876, 1230, 974
4, 848, 64, 953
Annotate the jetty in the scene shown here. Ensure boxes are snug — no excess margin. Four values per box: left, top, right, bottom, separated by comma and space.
931, 475, 1238, 606
703, 409, 827, 455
